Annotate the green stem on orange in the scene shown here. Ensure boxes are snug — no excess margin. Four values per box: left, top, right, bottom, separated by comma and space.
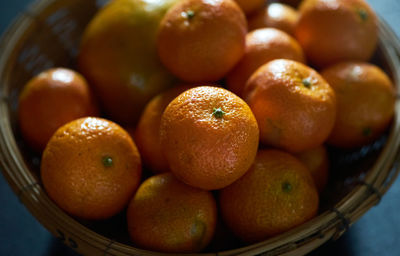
282, 182, 293, 193
357, 8, 368, 22
102, 156, 113, 167
302, 78, 312, 88
212, 107, 226, 119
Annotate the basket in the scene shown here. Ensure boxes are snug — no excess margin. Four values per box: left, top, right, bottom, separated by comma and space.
1, 0, 400, 255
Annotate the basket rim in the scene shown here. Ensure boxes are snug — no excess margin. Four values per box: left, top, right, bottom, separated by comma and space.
1, 1, 400, 255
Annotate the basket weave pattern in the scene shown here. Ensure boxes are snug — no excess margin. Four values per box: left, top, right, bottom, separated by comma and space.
1, 0, 400, 255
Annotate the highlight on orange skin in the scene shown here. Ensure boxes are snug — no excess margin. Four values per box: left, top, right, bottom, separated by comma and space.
226, 27, 305, 97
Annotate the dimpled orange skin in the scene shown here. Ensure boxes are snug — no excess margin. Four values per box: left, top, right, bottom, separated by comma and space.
127, 173, 217, 253
243, 59, 336, 153
226, 28, 305, 97
233, 0, 265, 15
248, 3, 299, 36
160, 86, 259, 190
219, 149, 319, 243
134, 85, 192, 173
321, 62, 396, 148
295, 0, 378, 68
157, 0, 247, 83
18, 68, 98, 152
295, 145, 329, 193
41, 117, 142, 220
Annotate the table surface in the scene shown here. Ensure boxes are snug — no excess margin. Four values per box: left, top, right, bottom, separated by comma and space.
1, 0, 400, 255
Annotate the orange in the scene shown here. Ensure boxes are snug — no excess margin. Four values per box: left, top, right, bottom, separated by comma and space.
295, 0, 378, 68
127, 173, 217, 253
160, 86, 259, 190
321, 62, 396, 148
18, 68, 98, 152
41, 117, 142, 220
78, 0, 181, 125
157, 0, 247, 83
295, 145, 329, 193
243, 59, 336, 153
226, 28, 305, 97
219, 149, 319, 243
134, 85, 192, 173
248, 3, 299, 35
233, 0, 265, 15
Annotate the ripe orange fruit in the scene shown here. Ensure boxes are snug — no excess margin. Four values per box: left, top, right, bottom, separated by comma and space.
295, 0, 378, 68
157, 0, 247, 83
18, 68, 98, 152
226, 28, 305, 97
134, 85, 192, 174
220, 149, 319, 243
295, 145, 329, 193
160, 86, 259, 190
248, 3, 299, 35
78, 0, 181, 125
243, 59, 336, 153
321, 62, 396, 148
233, 0, 265, 15
127, 173, 217, 253
41, 117, 142, 220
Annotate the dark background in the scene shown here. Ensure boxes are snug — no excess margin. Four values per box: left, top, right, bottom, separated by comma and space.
1, 0, 400, 255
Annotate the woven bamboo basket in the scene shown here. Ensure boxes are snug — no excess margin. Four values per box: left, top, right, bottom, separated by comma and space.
1, 0, 400, 255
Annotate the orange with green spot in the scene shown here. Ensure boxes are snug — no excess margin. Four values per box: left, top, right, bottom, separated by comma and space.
243, 59, 336, 153
157, 0, 247, 82
295, 0, 378, 68
41, 117, 142, 220
127, 173, 217, 253
160, 86, 259, 190
219, 149, 319, 243
321, 62, 396, 148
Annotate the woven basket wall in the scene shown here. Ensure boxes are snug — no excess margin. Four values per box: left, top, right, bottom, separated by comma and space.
1, 0, 400, 255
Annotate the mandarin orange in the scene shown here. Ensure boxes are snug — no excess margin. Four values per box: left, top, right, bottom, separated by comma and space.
295, 0, 378, 68
134, 85, 192, 173
127, 173, 217, 253
220, 149, 319, 243
18, 68, 98, 152
295, 145, 329, 193
78, 0, 180, 125
226, 28, 305, 97
41, 117, 142, 220
157, 0, 247, 83
160, 86, 259, 190
321, 62, 396, 148
248, 3, 299, 35
243, 59, 336, 153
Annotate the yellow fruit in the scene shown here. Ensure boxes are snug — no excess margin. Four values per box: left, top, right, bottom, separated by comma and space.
78, 0, 181, 125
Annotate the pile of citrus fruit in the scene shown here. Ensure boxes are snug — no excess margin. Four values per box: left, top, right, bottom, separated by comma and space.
17, 0, 396, 253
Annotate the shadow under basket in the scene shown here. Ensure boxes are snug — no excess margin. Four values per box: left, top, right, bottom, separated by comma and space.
1, 0, 400, 255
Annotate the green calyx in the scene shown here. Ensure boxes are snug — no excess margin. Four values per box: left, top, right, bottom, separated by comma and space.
282, 182, 293, 193
302, 78, 312, 88
102, 156, 113, 167
212, 107, 226, 119
357, 8, 368, 22
182, 10, 195, 20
